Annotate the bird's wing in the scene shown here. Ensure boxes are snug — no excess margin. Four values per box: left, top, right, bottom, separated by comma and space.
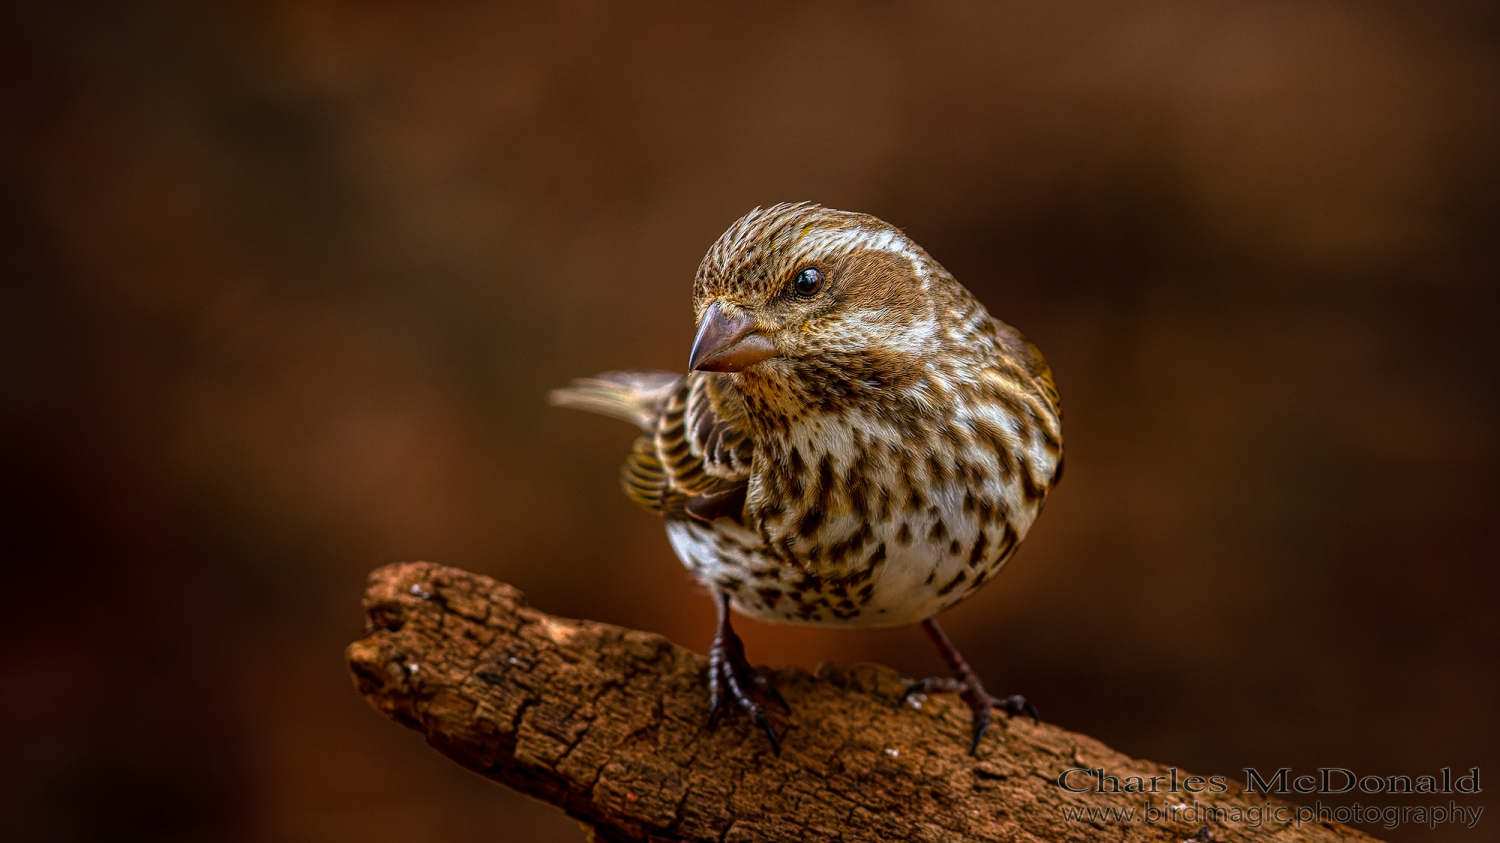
989, 316, 1065, 486
684, 373, 755, 480
622, 372, 753, 522
549, 370, 681, 431
990, 317, 1061, 414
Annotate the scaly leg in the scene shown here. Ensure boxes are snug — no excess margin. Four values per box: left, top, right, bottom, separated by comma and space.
901, 617, 1039, 754
707, 591, 790, 753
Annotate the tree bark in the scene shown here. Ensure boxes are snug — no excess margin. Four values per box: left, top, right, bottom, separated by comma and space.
346, 561, 1380, 842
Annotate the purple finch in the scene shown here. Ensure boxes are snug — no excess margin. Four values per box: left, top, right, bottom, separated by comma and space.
552, 202, 1063, 753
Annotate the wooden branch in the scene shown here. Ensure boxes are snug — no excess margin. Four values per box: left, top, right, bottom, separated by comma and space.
346, 562, 1380, 842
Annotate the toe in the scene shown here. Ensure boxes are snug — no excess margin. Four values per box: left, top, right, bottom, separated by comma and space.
706, 644, 786, 751
750, 672, 791, 714
994, 693, 1040, 724
749, 705, 781, 754
901, 676, 960, 703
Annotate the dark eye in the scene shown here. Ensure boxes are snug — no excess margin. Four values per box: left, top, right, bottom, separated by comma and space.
793, 266, 824, 298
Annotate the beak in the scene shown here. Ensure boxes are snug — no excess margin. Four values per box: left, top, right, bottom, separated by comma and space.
688, 301, 780, 372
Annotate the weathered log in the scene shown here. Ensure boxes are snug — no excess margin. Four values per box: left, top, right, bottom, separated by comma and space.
346, 561, 1379, 842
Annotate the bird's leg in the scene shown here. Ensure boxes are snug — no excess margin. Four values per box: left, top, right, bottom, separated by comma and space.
901, 617, 1039, 754
707, 590, 790, 753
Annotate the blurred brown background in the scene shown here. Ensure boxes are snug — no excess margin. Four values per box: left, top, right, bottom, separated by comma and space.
2, 2, 1496, 841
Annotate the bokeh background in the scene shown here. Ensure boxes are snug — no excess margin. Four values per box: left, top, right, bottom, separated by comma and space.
3, 2, 1497, 841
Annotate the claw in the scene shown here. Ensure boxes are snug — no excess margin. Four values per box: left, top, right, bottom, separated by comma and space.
900, 678, 929, 704
747, 704, 781, 754
969, 706, 993, 755
707, 677, 724, 724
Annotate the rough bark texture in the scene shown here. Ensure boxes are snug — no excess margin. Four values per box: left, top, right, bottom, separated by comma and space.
346, 562, 1381, 842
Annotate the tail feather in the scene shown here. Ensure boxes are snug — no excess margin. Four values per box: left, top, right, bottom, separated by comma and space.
549, 370, 680, 431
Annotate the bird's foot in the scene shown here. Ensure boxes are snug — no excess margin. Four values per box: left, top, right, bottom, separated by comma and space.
707, 595, 789, 753
901, 672, 1038, 754
903, 617, 1038, 754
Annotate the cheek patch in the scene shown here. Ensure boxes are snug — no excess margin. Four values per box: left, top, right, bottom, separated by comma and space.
834, 249, 926, 320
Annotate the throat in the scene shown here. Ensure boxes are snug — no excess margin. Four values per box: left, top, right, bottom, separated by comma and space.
730, 358, 940, 438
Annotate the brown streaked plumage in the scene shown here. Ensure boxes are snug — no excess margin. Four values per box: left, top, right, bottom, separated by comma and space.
552, 202, 1063, 753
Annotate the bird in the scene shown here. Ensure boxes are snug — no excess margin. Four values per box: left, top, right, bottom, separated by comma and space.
550, 202, 1063, 754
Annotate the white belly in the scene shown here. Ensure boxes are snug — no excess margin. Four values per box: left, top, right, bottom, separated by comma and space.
665, 486, 1038, 629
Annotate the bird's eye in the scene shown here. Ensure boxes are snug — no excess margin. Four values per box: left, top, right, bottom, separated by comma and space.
793, 267, 824, 298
